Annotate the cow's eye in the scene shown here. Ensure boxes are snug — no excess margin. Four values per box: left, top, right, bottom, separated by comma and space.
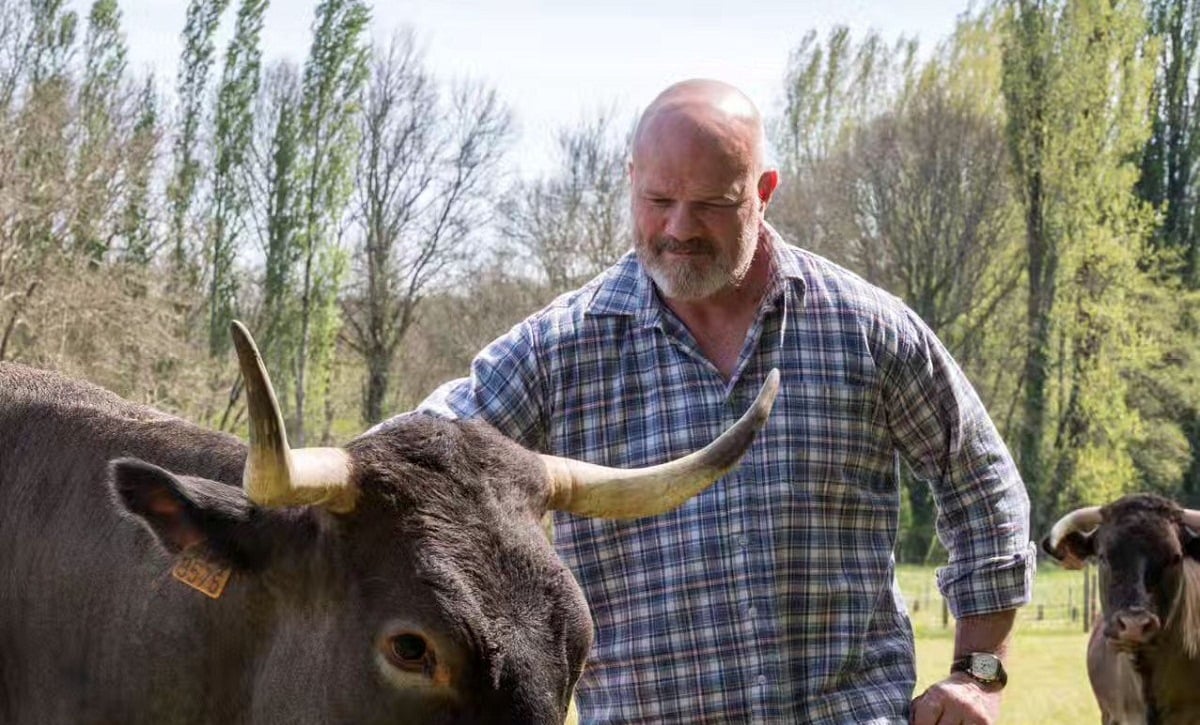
393, 635, 425, 661
389, 633, 428, 665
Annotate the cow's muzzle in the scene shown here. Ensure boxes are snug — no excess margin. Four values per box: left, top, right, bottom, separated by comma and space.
1106, 608, 1162, 649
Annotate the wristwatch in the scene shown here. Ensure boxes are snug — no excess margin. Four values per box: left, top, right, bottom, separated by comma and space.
950, 652, 1007, 689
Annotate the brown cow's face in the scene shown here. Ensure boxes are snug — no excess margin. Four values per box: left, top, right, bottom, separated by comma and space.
1089, 496, 1197, 650
111, 415, 592, 725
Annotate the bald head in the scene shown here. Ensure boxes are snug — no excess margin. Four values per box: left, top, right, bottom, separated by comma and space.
633, 79, 768, 173
628, 79, 779, 305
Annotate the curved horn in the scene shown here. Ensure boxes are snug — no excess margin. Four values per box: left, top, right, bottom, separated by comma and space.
1182, 508, 1200, 531
1045, 506, 1103, 555
231, 321, 357, 513
542, 369, 780, 519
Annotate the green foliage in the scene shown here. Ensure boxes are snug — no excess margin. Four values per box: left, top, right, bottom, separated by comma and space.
207, 0, 266, 356
284, 0, 370, 444
29, 0, 77, 86
258, 63, 302, 402
168, 0, 230, 285
1139, 0, 1200, 281
775, 26, 918, 173
1002, 0, 1159, 522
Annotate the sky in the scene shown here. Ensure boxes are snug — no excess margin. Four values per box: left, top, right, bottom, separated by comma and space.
115, 0, 976, 177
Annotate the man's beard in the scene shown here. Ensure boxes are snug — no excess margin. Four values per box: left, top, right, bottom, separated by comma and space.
635, 226, 759, 301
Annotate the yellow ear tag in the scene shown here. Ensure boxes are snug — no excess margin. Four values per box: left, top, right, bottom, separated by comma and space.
171, 547, 232, 599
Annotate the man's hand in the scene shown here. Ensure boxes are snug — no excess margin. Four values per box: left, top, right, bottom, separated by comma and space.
910, 672, 1002, 725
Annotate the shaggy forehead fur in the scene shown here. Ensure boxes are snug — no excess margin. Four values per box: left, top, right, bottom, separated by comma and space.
345, 415, 589, 688
1100, 494, 1184, 549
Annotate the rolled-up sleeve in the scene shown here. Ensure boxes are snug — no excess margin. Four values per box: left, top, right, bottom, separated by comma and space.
882, 307, 1036, 619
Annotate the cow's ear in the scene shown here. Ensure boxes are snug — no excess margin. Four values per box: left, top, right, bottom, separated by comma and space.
1041, 531, 1094, 569
109, 458, 270, 566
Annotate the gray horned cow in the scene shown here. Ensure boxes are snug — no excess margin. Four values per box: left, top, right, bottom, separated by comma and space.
1043, 494, 1200, 725
0, 322, 778, 725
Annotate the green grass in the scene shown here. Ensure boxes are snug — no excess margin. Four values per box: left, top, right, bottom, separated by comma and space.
901, 564, 1100, 724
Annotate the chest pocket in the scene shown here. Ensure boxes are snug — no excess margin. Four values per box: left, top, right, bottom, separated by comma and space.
790, 379, 885, 490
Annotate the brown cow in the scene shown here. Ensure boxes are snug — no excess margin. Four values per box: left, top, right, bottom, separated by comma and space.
1044, 494, 1200, 724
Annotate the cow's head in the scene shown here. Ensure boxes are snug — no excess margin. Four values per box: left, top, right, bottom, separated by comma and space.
107, 322, 778, 724
1045, 494, 1200, 652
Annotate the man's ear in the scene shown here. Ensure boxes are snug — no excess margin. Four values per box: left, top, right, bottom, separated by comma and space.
757, 169, 779, 208
1041, 530, 1095, 569
109, 458, 277, 568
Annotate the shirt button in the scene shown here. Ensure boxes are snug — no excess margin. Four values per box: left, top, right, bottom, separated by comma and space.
738, 535, 749, 548
756, 674, 767, 685
747, 606, 757, 617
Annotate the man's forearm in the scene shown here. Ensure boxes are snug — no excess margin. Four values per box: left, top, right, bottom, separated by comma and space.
953, 609, 1016, 660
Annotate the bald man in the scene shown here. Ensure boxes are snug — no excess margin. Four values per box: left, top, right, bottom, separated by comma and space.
411, 79, 1034, 724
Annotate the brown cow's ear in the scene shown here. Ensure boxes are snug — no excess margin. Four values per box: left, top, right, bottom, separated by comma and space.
109, 458, 277, 568
1041, 530, 1094, 568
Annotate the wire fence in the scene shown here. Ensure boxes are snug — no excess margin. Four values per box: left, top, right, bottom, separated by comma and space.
897, 563, 1100, 634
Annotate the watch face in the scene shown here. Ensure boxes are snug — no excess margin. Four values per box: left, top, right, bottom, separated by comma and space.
970, 653, 1000, 680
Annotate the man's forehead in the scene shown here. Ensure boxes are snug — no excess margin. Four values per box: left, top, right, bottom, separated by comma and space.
633, 163, 750, 199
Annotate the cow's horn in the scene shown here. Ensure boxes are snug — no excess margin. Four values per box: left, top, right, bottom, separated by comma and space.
541, 369, 779, 519
231, 321, 357, 513
1045, 506, 1103, 554
1182, 508, 1200, 531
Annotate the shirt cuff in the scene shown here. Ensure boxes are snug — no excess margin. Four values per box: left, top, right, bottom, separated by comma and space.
935, 540, 1037, 619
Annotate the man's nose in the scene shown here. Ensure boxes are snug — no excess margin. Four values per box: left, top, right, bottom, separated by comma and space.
664, 204, 700, 241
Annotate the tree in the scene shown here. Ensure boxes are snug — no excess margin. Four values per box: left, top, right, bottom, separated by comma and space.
771, 26, 919, 262
1139, 0, 1200, 282
288, 0, 370, 444
167, 0, 229, 285
28, 0, 77, 87
206, 0, 266, 356
0, 0, 77, 360
498, 109, 629, 292
342, 30, 511, 424
71, 0, 128, 261
836, 67, 1019, 367
246, 62, 302, 390
117, 76, 160, 266
1002, 0, 1157, 527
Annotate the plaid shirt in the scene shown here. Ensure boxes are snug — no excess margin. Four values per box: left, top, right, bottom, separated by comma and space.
416, 229, 1035, 723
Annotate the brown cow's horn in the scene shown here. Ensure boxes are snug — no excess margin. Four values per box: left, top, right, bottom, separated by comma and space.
1182, 508, 1200, 531
541, 369, 780, 519
231, 321, 357, 513
1046, 506, 1103, 554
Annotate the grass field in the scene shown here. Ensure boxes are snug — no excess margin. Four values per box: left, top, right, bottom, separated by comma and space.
900, 564, 1100, 724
